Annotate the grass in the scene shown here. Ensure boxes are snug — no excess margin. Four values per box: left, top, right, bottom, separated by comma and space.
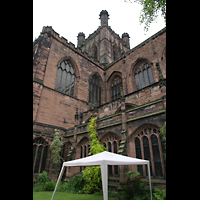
33, 191, 105, 200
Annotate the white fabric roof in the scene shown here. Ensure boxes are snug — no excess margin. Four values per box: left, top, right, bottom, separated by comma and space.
51, 151, 152, 200
63, 151, 150, 166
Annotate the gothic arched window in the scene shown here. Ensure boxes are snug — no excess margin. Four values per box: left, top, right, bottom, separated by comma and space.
101, 133, 120, 176
134, 61, 154, 90
79, 138, 89, 172
55, 60, 76, 96
135, 137, 143, 175
111, 76, 122, 101
133, 126, 165, 178
89, 75, 101, 105
33, 137, 49, 174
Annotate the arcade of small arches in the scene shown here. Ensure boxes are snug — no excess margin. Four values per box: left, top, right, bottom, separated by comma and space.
33, 124, 165, 178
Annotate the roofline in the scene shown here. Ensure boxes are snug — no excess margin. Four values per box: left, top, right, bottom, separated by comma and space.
34, 26, 105, 70
104, 27, 166, 70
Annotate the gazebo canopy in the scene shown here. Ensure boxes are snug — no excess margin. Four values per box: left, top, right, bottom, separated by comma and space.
51, 151, 152, 200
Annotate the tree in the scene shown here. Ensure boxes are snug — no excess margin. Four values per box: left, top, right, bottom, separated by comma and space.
125, 0, 166, 32
50, 129, 64, 176
82, 117, 106, 194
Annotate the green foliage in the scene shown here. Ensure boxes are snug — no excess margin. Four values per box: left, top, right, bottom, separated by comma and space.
37, 170, 49, 184
82, 166, 102, 194
82, 117, 106, 194
153, 187, 166, 200
33, 171, 50, 192
33, 183, 44, 192
87, 117, 106, 155
56, 181, 68, 192
44, 181, 56, 191
160, 122, 166, 141
108, 188, 118, 198
50, 129, 64, 174
66, 175, 85, 193
33, 170, 86, 193
119, 171, 150, 200
136, 0, 166, 32
160, 122, 166, 158
127, 171, 141, 180
125, 0, 166, 32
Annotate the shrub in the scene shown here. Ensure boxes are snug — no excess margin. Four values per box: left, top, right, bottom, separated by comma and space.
108, 188, 118, 198
153, 187, 166, 200
82, 166, 102, 194
67, 175, 85, 193
57, 181, 68, 192
44, 181, 56, 191
37, 170, 49, 184
33, 183, 44, 192
33, 171, 50, 192
119, 171, 150, 200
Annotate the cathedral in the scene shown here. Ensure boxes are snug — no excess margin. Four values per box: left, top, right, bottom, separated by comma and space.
33, 10, 166, 186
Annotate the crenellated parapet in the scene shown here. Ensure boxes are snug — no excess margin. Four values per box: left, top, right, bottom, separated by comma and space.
34, 26, 104, 70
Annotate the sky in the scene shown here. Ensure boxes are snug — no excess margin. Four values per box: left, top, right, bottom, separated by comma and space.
33, 0, 165, 49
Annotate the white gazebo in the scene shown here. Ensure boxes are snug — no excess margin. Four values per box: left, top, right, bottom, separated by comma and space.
51, 151, 152, 200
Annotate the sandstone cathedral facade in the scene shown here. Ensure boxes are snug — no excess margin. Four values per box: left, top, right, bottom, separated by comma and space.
33, 10, 166, 185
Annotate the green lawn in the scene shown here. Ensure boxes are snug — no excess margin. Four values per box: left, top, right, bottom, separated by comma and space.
33, 191, 105, 200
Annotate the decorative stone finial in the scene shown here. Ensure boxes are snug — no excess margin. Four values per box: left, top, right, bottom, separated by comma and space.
99, 10, 109, 26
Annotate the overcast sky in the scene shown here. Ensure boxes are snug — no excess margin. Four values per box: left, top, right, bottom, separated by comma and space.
33, 0, 165, 49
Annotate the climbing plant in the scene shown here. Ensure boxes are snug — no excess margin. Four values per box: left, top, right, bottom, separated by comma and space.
82, 117, 106, 193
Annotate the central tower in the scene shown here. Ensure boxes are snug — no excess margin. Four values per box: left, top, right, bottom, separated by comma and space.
77, 10, 130, 66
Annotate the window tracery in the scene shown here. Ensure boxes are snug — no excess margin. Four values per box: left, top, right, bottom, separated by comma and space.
102, 133, 120, 175
55, 60, 76, 96
134, 61, 154, 90
33, 137, 49, 174
134, 126, 165, 178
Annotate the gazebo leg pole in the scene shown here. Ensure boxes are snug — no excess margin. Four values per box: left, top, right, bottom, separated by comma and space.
147, 163, 153, 200
101, 164, 108, 200
51, 164, 65, 200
